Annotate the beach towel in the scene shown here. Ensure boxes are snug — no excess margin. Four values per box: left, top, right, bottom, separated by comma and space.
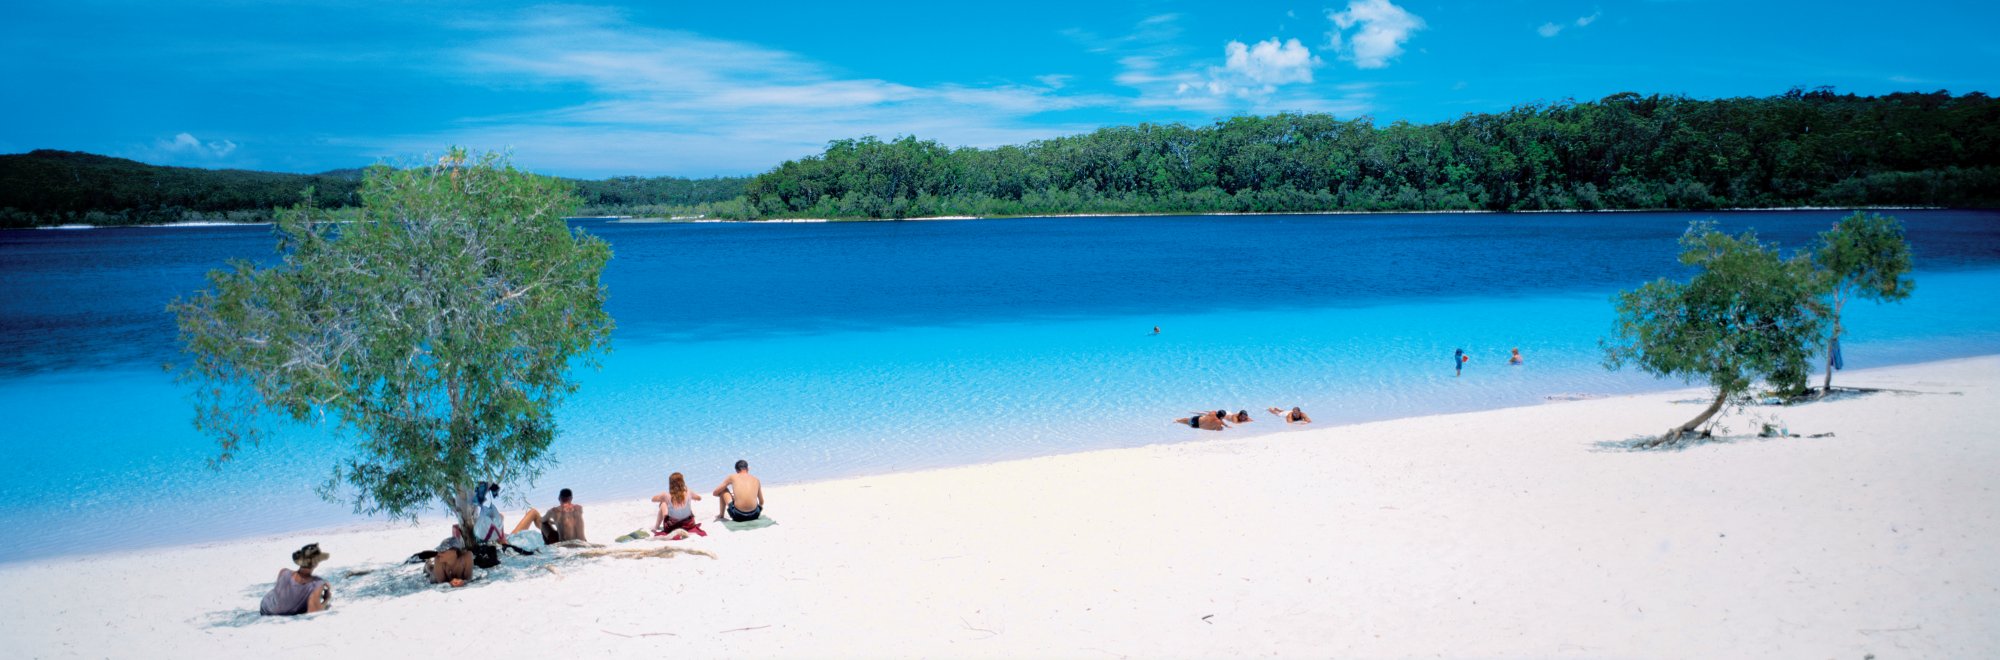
656, 517, 707, 537
506, 529, 547, 553
721, 517, 778, 532
614, 528, 651, 543
1832, 337, 1844, 370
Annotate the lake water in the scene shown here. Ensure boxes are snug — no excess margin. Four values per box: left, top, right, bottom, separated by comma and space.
3, 210, 1997, 562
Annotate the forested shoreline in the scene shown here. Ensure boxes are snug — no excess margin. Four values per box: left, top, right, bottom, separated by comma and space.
0, 150, 747, 228
727, 89, 1998, 219
4, 89, 1996, 227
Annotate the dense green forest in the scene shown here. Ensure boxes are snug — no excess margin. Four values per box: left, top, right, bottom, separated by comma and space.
727, 89, 2000, 219
571, 175, 750, 218
0, 150, 367, 227
6, 89, 1995, 227
0, 150, 747, 228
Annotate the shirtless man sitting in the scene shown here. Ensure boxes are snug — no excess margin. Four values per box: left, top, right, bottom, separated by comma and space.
713, 459, 764, 522
509, 487, 586, 544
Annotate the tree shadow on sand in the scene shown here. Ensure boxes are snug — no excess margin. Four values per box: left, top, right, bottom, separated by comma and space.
192, 542, 716, 629
1591, 385, 1958, 453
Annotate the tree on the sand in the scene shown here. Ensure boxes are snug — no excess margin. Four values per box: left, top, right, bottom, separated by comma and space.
1602, 221, 1826, 447
1811, 212, 1914, 395
170, 149, 614, 543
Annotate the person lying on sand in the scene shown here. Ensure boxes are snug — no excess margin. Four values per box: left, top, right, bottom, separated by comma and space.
652, 472, 705, 538
428, 547, 473, 588
508, 487, 587, 547
714, 459, 764, 522
259, 543, 331, 616
1268, 406, 1312, 424
1174, 409, 1231, 431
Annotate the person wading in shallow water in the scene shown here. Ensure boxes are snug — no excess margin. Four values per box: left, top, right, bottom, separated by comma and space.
1174, 409, 1231, 431
1268, 406, 1312, 424
1455, 348, 1470, 377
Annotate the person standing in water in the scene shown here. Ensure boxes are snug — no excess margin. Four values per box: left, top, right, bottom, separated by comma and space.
1150, 326, 1161, 336
1455, 348, 1470, 377
1508, 348, 1523, 365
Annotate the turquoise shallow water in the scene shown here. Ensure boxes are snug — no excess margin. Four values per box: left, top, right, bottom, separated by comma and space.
2, 210, 1996, 562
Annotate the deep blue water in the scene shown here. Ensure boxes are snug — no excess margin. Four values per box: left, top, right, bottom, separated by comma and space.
3, 210, 1998, 562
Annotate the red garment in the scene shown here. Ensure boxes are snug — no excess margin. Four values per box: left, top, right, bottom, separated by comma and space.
655, 516, 707, 537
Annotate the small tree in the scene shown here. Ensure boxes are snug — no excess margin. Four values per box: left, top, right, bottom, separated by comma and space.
1602, 221, 1826, 447
170, 149, 614, 542
1811, 212, 1914, 394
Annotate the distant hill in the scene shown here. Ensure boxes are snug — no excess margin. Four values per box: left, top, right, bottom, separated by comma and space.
0, 150, 752, 228
0, 150, 366, 227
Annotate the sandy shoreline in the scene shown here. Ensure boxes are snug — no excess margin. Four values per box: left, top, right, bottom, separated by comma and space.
12, 205, 1946, 230
5, 356, 1997, 658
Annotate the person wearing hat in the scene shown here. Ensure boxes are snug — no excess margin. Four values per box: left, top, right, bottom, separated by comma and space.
259, 543, 332, 616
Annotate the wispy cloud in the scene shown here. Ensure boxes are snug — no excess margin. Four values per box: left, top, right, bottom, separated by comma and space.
368, 6, 1110, 176
158, 132, 237, 158
1326, 0, 1426, 69
1539, 10, 1603, 38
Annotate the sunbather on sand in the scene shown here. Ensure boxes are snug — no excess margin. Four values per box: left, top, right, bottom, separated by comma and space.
1268, 406, 1312, 424
259, 543, 331, 616
652, 472, 704, 538
508, 487, 587, 545
428, 547, 473, 588
713, 459, 764, 522
1174, 409, 1231, 431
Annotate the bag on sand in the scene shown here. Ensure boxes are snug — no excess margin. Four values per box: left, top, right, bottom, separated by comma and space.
471, 544, 502, 569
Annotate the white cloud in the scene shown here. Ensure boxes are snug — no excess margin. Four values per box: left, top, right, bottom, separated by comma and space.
1224, 38, 1319, 85
1326, 0, 1426, 69
1085, 15, 1368, 117
376, 6, 1119, 176
1540, 11, 1603, 38
159, 132, 237, 158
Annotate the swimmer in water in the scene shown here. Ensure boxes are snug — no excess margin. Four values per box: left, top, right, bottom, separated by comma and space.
1267, 406, 1312, 424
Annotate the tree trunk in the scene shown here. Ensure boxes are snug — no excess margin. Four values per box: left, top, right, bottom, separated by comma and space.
1821, 293, 1845, 396
1647, 390, 1728, 448
449, 484, 479, 546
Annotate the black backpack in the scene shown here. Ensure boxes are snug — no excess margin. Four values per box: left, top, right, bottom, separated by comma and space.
470, 544, 502, 569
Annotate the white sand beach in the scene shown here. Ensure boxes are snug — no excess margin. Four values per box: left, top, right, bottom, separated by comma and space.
5, 356, 1997, 658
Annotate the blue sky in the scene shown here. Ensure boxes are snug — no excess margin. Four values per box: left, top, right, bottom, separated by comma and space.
4, 1, 1995, 178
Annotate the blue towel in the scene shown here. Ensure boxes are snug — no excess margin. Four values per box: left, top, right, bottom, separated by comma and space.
1832, 337, 1844, 370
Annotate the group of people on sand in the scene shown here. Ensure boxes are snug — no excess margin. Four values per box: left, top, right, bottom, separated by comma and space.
259, 459, 767, 616
649, 459, 765, 540
1174, 406, 1312, 430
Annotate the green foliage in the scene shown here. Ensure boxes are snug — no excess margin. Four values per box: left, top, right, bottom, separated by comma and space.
0, 150, 364, 228
571, 174, 751, 216
0, 149, 750, 228
1811, 212, 1916, 391
732, 89, 2000, 219
168, 149, 614, 536
1602, 222, 1828, 445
